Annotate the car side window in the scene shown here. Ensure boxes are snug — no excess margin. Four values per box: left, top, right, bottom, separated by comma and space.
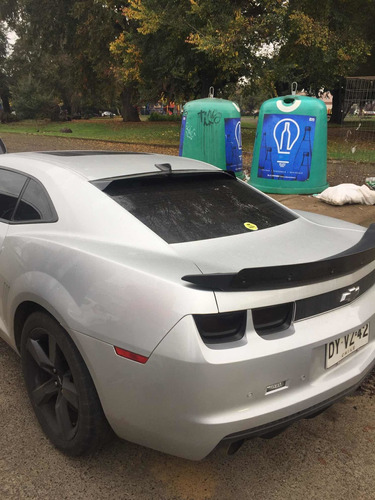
13, 178, 56, 222
0, 169, 28, 221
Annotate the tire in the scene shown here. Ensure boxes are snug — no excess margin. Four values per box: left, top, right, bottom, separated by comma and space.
21, 311, 111, 456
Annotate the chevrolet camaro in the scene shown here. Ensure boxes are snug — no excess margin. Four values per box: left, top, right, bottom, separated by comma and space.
0, 149, 374, 459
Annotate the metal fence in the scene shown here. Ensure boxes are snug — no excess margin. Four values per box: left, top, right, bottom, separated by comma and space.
341, 76, 375, 166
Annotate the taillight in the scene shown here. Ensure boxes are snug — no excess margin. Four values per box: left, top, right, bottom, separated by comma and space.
252, 302, 294, 335
193, 311, 247, 345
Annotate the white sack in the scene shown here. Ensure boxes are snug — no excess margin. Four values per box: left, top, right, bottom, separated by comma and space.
315, 184, 375, 206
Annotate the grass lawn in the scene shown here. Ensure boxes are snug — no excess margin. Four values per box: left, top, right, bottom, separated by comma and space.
0, 116, 373, 164
0, 118, 183, 146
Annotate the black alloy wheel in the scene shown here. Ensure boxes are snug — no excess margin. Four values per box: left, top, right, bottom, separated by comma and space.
21, 311, 110, 456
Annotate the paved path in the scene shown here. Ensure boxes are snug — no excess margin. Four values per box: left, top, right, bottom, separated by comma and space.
0, 132, 374, 500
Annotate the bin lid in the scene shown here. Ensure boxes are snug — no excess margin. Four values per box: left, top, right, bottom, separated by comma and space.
184, 98, 240, 117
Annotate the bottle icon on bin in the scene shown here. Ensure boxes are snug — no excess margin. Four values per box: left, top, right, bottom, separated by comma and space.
274, 119, 300, 154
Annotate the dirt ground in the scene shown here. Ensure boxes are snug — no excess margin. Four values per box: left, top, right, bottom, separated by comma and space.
0, 132, 374, 500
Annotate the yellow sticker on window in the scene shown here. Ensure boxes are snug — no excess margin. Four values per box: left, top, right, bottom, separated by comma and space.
244, 222, 258, 231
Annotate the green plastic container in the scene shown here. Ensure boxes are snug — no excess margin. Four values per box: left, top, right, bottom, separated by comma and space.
179, 97, 244, 177
249, 95, 329, 194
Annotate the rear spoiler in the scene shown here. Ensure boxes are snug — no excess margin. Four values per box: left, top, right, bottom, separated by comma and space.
182, 224, 375, 291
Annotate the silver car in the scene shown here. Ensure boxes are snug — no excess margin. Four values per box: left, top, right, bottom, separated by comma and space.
0, 150, 374, 459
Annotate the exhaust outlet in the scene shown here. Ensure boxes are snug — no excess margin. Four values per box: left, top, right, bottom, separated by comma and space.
227, 439, 245, 455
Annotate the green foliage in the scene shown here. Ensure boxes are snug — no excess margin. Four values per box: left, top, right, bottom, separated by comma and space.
11, 77, 58, 119
0, 25, 7, 65
1, 0, 374, 124
273, 0, 375, 94
6, 0, 77, 116
148, 112, 182, 122
0, 22, 11, 117
227, 73, 278, 115
5, 0, 120, 118
72, 1, 120, 107
120, 0, 287, 101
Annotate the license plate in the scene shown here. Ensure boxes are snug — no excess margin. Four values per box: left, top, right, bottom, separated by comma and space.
325, 323, 370, 369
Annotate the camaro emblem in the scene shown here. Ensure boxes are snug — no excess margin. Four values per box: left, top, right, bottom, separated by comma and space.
340, 286, 360, 303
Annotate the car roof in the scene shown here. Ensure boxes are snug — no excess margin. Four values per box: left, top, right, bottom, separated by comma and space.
7, 151, 218, 181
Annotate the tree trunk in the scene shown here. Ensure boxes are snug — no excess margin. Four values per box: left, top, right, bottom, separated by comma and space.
330, 81, 345, 124
0, 90, 11, 122
120, 87, 140, 122
62, 99, 72, 118
50, 104, 61, 122
1, 92, 11, 114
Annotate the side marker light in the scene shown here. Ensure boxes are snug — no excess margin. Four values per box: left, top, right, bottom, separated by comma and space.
114, 346, 149, 364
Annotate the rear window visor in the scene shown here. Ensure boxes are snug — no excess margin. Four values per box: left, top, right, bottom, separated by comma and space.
92, 172, 296, 244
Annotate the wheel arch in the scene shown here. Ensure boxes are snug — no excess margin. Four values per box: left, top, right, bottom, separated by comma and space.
8, 270, 85, 354
13, 299, 73, 355
12, 297, 104, 407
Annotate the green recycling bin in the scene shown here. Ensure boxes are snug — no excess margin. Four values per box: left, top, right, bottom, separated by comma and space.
249, 95, 329, 194
179, 97, 244, 177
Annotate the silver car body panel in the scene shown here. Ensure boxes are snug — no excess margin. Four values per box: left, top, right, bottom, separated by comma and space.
0, 151, 374, 459
71, 294, 375, 460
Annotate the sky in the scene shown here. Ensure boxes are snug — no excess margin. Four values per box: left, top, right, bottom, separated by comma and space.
6, 30, 17, 47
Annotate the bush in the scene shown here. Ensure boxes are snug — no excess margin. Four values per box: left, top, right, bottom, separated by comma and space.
148, 112, 182, 122
0, 110, 18, 123
11, 78, 58, 120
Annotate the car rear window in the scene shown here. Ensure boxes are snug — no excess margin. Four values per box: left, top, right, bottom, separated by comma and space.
95, 172, 297, 244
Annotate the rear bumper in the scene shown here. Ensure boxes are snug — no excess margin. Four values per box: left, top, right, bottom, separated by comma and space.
221, 367, 373, 444
71, 284, 375, 461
